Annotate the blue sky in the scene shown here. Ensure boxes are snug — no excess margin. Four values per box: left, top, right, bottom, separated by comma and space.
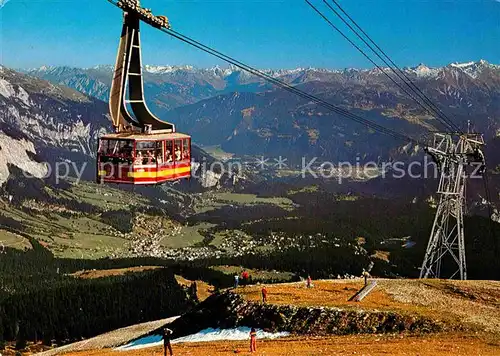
1, 0, 499, 69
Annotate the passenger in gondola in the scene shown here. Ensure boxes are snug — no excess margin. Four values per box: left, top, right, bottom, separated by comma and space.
142, 151, 150, 165
165, 150, 173, 163
134, 151, 143, 165
122, 142, 133, 157
145, 150, 155, 164
156, 152, 163, 164
175, 146, 181, 161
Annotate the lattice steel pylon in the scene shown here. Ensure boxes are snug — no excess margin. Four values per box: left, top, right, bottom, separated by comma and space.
419, 132, 485, 280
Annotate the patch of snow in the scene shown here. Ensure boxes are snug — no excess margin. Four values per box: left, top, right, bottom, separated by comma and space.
145, 65, 194, 74
447, 60, 496, 79
409, 64, 440, 78
36, 65, 51, 72
208, 65, 234, 77
116, 327, 290, 351
450, 61, 475, 69
89, 65, 115, 72
172, 327, 289, 344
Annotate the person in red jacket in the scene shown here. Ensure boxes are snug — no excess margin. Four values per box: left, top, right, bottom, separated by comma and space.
241, 270, 249, 287
261, 286, 268, 303
249, 327, 257, 352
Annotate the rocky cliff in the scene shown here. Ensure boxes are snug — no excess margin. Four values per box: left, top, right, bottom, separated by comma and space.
166, 291, 442, 339
0, 65, 110, 185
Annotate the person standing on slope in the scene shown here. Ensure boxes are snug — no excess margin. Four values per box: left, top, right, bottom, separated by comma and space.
241, 270, 249, 287
306, 275, 312, 288
163, 327, 173, 356
234, 274, 239, 289
362, 269, 370, 286
249, 327, 257, 352
261, 286, 268, 303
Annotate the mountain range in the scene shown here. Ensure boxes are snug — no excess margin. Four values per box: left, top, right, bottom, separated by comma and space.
25, 60, 500, 115
1, 59, 498, 168
0, 60, 496, 174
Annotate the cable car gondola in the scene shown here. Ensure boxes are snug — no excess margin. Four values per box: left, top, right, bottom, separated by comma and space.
97, 1, 190, 185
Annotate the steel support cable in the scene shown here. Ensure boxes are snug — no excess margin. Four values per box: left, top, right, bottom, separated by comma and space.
325, 0, 462, 133
329, 0, 460, 132
105, 0, 422, 144
305, 0, 457, 133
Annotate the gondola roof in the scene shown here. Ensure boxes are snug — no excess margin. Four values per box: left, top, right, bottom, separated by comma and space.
100, 132, 190, 140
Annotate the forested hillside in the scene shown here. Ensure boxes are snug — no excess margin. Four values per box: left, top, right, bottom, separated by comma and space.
0, 239, 191, 348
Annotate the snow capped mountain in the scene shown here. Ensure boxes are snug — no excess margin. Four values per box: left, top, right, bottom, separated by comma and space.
408, 64, 440, 78
35, 65, 50, 72
90, 64, 115, 72
144, 64, 194, 74
450, 61, 476, 68
447, 59, 499, 79
206, 65, 233, 77
26, 65, 80, 76
23, 66, 114, 102
26, 59, 498, 79
2, 59, 500, 187
23, 59, 500, 123
161, 58, 500, 161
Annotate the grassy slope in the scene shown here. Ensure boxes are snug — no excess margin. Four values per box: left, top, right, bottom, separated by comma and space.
52, 278, 500, 356
210, 265, 295, 282
0, 181, 212, 258
1, 181, 141, 257
236, 279, 500, 333
69, 266, 163, 279
2, 180, 498, 282
192, 192, 295, 214
0, 180, 300, 259
0, 229, 32, 250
